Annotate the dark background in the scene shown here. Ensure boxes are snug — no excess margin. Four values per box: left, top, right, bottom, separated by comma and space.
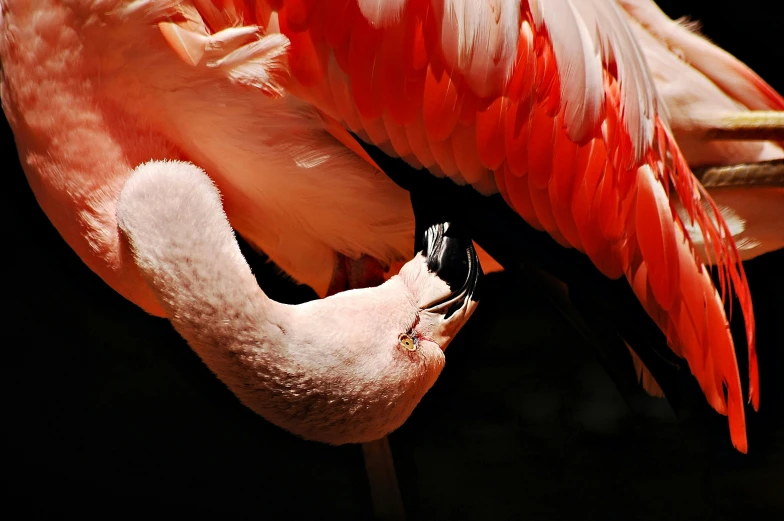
4, 1, 783, 518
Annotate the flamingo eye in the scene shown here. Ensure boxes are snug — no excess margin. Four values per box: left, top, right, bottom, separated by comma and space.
398, 333, 417, 352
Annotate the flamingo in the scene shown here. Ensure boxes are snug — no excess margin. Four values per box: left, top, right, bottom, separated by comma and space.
2, 0, 782, 454
0, 0, 482, 446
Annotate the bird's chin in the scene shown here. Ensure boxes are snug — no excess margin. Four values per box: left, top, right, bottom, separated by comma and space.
417, 303, 479, 352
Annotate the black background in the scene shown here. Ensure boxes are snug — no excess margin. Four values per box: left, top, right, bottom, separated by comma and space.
4, 1, 783, 518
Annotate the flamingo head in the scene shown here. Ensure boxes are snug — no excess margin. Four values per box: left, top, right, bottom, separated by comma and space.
269, 221, 482, 443
398, 222, 482, 352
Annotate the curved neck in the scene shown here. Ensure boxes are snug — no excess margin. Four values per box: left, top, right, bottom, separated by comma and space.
115, 161, 423, 446
117, 160, 446, 445
117, 162, 286, 372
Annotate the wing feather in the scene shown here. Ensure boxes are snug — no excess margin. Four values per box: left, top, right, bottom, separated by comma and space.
568, 0, 661, 166
531, 0, 604, 145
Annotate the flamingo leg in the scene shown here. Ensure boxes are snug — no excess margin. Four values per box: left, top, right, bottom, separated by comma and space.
692, 110, 784, 141
362, 437, 407, 521
693, 159, 784, 188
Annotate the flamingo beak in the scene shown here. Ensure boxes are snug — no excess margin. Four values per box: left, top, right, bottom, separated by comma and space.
417, 222, 482, 345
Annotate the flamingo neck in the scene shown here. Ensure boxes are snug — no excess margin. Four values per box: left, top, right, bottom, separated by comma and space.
117, 160, 286, 363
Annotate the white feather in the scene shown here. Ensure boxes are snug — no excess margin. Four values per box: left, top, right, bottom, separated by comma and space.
434, 0, 520, 98
569, 0, 661, 165
112, 0, 180, 20
358, 0, 406, 28
675, 189, 784, 263
208, 33, 290, 96
530, 0, 604, 144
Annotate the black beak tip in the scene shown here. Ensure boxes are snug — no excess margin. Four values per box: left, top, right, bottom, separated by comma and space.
422, 222, 482, 301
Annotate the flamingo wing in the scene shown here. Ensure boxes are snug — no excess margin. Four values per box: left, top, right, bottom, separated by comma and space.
156, 0, 758, 452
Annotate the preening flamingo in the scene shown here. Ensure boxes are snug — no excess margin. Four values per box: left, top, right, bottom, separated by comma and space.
0, 0, 481, 445
2, 0, 782, 454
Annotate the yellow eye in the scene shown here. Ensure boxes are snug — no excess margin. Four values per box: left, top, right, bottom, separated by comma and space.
398, 333, 417, 352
